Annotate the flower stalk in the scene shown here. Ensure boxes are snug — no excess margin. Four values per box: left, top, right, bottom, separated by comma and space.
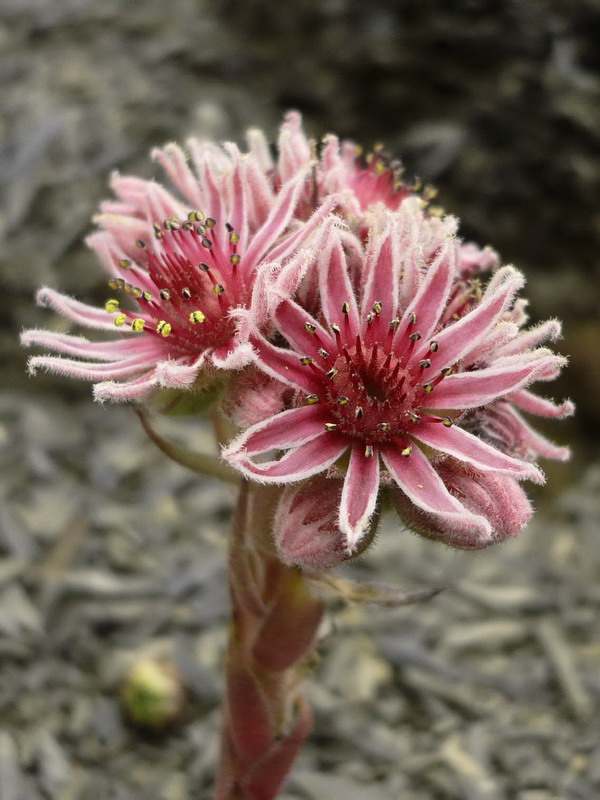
217, 480, 324, 800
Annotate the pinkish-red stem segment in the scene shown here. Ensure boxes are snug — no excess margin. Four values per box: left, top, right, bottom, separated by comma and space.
215, 480, 325, 800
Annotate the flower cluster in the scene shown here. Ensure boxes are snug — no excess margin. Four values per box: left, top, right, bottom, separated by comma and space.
23, 112, 573, 563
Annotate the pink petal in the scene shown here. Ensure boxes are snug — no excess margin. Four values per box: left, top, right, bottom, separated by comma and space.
420, 266, 524, 370
317, 219, 360, 337
361, 221, 399, 328
272, 299, 334, 358
155, 354, 207, 388
508, 389, 575, 419
267, 194, 339, 265
210, 340, 256, 370
242, 169, 308, 276
498, 319, 562, 357
428, 355, 563, 409
228, 433, 348, 484
221, 143, 250, 252
21, 330, 162, 361
151, 142, 204, 207
411, 420, 544, 483
246, 126, 274, 172
393, 238, 456, 352
493, 404, 571, 462
93, 373, 158, 403
27, 353, 161, 381
382, 445, 492, 544
338, 443, 380, 549
277, 110, 311, 183
250, 334, 322, 394
224, 404, 327, 459
36, 288, 131, 332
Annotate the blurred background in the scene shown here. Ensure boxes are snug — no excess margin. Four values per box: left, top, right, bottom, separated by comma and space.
1, 1, 599, 799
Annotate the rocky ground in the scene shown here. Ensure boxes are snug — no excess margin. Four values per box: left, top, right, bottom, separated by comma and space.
1, 1, 599, 798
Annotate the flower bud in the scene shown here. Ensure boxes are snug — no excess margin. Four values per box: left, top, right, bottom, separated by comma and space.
121, 659, 184, 729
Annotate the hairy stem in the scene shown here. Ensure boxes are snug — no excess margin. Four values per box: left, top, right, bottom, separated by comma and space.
215, 481, 324, 800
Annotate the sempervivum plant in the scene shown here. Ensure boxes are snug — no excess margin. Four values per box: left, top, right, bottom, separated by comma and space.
23, 113, 572, 800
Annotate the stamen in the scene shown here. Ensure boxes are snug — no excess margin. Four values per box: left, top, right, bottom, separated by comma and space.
201, 238, 213, 249
429, 340, 439, 353
105, 299, 120, 313
408, 311, 417, 325
189, 311, 205, 324
141, 291, 152, 302
364, 444, 374, 458
130, 318, 145, 332
372, 300, 383, 315
355, 406, 364, 419
114, 313, 127, 327
198, 262, 210, 272
156, 321, 172, 337
326, 368, 338, 379
341, 302, 351, 315
118, 259, 132, 269
159, 289, 171, 301
419, 359, 431, 370
324, 423, 338, 432
317, 348, 330, 359
135, 239, 146, 249
337, 396, 349, 405
442, 416, 453, 427
305, 322, 316, 333
401, 445, 413, 457
205, 217, 216, 228
408, 413, 421, 423
213, 284, 225, 295
182, 287, 192, 299
377, 422, 391, 432
229, 231, 240, 245
305, 394, 320, 404
229, 254, 241, 265
300, 356, 314, 366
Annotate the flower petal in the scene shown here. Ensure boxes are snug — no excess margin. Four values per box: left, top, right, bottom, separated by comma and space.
224, 404, 328, 459
507, 389, 575, 419
250, 334, 322, 394
228, 433, 348, 484
421, 266, 525, 370
411, 420, 544, 483
339, 443, 380, 550
382, 444, 492, 546
428, 355, 563, 409
361, 220, 399, 328
36, 288, 131, 333
317, 219, 360, 337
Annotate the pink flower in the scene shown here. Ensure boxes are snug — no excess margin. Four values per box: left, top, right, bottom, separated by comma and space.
225, 202, 571, 551
23, 138, 334, 402
253, 111, 501, 276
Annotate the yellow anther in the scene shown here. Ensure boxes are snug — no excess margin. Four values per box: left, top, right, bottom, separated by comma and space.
131, 287, 142, 299
317, 348, 329, 359
441, 367, 454, 377
341, 302, 351, 314
189, 310, 205, 324
118, 259, 132, 269
364, 444, 374, 458
338, 396, 349, 406
305, 394, 319, 404
304, 322, 316, 333
422, 383, 434, 393
300, 356, 314, 366
229, 254, 241, 265
156, 321, 172, 337
105, 298, 120, 313
229, 231, 240, 244
159, 289, 171, 301
107, 280, 119, 290
135, 239, 146, 249
213, 283, 225, 295
130, 318, 145, 332
409, 331, 422, 342
377, 422, 391, 432
324, 423, 338, 432
419, 359, 431, 369
114, 313, 127, 327
188, 210, 204, 222
442, 416, 453, 427
401, 445, 413, 457
141, 291, 152, 302
198, 262, 210, 272
429, 340, 439, 352
408, 413, 421, 423
205, 217, 216, 228
372, 300, 383, 314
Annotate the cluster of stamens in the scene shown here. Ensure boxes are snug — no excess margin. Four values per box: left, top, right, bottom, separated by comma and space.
299, 301, 455, 458
103, 212, 244, 353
